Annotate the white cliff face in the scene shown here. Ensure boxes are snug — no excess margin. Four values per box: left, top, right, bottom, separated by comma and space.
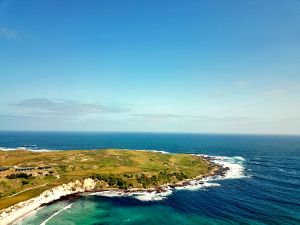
83, 178, 96, 191
0, 178, 96, 225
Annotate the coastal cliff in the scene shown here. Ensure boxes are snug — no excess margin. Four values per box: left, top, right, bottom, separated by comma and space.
0, 178, 96, 225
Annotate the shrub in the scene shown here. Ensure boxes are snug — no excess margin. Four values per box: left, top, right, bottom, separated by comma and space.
124, 173, 133, 178
58, 165, 67, 172
6, 173, 32, 179
22, 180, 29, 185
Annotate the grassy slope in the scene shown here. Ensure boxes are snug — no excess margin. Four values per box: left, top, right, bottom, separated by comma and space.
0, 149, 213, 210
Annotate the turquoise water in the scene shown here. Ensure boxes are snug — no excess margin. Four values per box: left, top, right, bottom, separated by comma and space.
19, 196, 249, 225
1, 132, 300, 224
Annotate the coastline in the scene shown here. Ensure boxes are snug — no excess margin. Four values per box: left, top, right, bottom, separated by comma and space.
0, 156, 229, 225
0, 178, 97, 225
0, 155, 230, 225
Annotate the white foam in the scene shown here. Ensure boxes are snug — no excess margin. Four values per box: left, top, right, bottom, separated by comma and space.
0, 147, 19, 151
175, 154, 250, 191
91, 189, 173, 202
136, 149, 171, 154
196, 154, 249, 180
211, 155, 248, 179
130, 190, 172, 201
40, 203, 73, 225
0, 147, 171, 154
0, 146, 57, 152
175, 181, 221, 191
91, 191, 126, 198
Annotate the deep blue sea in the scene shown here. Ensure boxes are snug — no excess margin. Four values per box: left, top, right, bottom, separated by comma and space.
0, 131, 300, 225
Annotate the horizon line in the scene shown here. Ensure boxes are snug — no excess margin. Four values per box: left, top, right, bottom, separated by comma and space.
0, 130, 299, 137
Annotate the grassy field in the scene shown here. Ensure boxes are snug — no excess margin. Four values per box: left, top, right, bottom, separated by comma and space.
0, 149, 214, 210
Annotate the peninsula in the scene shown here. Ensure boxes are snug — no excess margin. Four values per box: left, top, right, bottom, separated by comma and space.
0, 149, 223, 224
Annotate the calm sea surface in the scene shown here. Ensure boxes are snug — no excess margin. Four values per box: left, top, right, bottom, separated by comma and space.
0, 132, 299, 225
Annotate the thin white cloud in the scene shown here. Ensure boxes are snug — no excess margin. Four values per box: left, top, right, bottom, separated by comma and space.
266, 88, 289, 97
233, 80, 248, 87
189, 115, 252, 121
264, 82, 300, 97
11, 98, 130, 117
132, 113, 183, 120
132, 113, 251, 121
0, 114, 34, 119
0, 27, 18, 39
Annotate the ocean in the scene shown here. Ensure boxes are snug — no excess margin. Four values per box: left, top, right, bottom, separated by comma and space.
0, 131, 300, 225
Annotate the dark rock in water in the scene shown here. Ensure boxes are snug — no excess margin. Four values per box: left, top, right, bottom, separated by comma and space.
215, 166, 229, 178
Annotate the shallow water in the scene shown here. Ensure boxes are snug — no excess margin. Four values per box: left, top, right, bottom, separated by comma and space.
1, 132, 300, 225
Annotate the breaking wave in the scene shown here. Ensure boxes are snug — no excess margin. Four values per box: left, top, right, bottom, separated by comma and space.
91, 189, 173, 201
39, 203, 73, 225
207, 155, 249, 180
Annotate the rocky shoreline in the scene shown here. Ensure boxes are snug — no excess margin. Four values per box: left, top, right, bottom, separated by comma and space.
0, 155, 229, 225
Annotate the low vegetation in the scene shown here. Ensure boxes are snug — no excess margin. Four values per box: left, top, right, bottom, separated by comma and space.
6, 173, 32, 179
0, 149, 215, 209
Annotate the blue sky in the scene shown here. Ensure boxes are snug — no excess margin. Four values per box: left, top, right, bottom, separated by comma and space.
0, 0, 299, 134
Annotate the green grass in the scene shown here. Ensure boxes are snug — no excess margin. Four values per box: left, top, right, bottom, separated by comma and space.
0, 149, 215, 210
0, 185, 51, 210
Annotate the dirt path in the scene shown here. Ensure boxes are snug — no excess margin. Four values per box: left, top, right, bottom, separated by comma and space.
2, 183, 48, 199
